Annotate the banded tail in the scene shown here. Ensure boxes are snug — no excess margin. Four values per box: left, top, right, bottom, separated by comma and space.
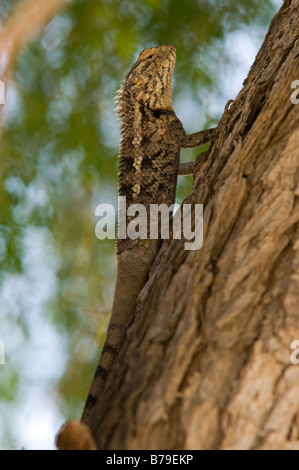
81, 250, 151, 423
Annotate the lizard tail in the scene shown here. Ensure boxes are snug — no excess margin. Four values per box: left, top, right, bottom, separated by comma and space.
81, 250, 150, 424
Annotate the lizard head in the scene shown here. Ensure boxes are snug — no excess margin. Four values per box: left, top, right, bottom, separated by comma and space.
125, 44, 176, 111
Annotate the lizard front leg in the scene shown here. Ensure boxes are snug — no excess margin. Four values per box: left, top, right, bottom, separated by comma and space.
181, 126, 218, 148
178, 127, 218, 176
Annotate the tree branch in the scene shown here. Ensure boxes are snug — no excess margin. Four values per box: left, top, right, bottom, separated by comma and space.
0, 0, 69, 75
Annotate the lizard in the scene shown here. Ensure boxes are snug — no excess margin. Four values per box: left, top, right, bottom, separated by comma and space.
81, 44, 218, 424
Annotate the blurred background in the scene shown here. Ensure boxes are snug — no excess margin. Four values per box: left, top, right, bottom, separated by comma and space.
0, 0, 281, 450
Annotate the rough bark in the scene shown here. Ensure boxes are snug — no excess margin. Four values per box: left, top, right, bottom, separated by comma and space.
86, 1, 299, 450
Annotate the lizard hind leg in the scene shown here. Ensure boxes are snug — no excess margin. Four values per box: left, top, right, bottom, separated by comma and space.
81, 250, 150, 423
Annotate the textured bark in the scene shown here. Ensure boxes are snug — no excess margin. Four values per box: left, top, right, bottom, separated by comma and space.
88, 0, 299, 450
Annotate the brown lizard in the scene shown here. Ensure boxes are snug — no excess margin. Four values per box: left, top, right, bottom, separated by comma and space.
81, 44, 218, 424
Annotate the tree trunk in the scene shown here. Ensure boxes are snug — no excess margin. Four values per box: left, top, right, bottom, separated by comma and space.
87, 0, 299, 450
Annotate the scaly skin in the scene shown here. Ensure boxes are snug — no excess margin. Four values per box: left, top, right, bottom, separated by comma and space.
81, 44, 218, 424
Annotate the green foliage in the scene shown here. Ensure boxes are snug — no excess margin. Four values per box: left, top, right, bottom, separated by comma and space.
0, 0, 279, 449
